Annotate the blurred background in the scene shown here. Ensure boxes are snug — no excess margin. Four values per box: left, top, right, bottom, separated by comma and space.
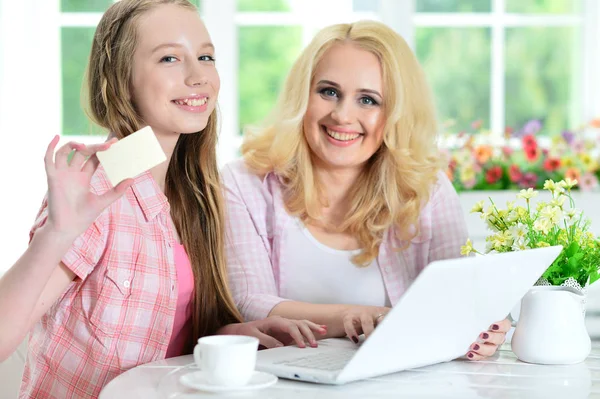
0, 0, 598, 270
0, 2, 599, 395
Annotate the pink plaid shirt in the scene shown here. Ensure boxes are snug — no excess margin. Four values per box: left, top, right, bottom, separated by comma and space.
21, 168, 180, 399
222, 159, 468, 321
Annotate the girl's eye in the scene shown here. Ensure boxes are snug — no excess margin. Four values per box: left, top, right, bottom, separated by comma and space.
160, 56, 178, 63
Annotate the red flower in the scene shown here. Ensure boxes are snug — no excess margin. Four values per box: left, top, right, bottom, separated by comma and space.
543, 158, 561, 172
524, 146, 539, 162
522, 134, 537, 148
502, 146, 513, 157
485, 166, 503, 184
509, 164, 522, 183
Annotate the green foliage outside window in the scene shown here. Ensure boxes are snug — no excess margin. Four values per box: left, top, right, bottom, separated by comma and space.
59, 0, 583, 136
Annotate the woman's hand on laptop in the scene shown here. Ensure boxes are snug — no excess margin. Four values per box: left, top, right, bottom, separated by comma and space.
218, 316, 327, 349
340, 306, 391, 344
466, 318, 511, 360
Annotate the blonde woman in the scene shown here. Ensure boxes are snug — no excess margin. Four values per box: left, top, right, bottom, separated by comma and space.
223, 20, 510, 360
0, 1, 325, 397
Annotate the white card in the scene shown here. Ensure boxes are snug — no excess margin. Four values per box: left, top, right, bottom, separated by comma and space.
96, 126, 167, 186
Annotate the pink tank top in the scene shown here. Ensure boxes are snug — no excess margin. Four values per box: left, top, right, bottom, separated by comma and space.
165, 243, 195, 358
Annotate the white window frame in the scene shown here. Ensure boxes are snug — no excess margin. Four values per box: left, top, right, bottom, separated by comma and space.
30, 0, 599, 156
0, 0, 598, 271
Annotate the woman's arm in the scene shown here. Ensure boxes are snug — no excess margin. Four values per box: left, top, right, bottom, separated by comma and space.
222, 164, 288, 321
270, 301, 390, 340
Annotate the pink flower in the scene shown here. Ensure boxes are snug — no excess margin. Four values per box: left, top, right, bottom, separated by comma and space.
519, 172, 538, 189
471, 120, 483, 130
579, 173, 599, 192
463, 178, 476, 189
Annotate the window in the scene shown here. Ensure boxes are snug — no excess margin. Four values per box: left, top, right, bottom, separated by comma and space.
414, 0, 585, 134
26, 0, 600, 145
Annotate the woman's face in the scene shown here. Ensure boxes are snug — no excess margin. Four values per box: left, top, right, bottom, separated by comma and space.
131, 4, 219, 137
303, 42, 386, 172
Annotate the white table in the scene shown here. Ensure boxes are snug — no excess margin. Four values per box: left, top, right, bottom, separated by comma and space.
100, 342, 600, 398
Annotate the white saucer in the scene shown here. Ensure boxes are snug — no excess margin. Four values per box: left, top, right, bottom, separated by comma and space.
179, 370, 278, 392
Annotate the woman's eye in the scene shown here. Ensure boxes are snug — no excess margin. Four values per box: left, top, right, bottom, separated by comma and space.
360, 96, 378, 106
320, 88, 338, 98
160, 56, 178, 63
199, 55, 215, 62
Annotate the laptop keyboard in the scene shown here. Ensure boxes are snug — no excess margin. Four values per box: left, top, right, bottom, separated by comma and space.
274, 350, 355, 371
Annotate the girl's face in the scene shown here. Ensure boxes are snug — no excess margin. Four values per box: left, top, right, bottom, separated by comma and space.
131, 4, 219, 138
302, 43, 386, 173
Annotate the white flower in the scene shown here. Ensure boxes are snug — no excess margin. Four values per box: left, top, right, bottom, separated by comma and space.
533, 218, 552, 234
509, 223, 528, 240
470, 200, 485, 214
565, 208, 581, 226
550, 195, 567, 209
539, 205, 563, 226
543, 179, 565, 196
559, 178, 578, 190
518, 188, 539, 200
505, 210, 519, 224
461, 239, 475, 256
511, 238, 529, 251
492, 230, 513, 250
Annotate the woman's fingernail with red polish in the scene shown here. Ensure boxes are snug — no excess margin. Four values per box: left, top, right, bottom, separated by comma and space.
468, 353, 474, 359
352, 336, 359, 344
482, 333, 489, 339
473, 344, 480, 351
492, 324, 499, 330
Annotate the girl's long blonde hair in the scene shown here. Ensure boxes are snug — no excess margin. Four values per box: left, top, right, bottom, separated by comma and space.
86, 0, 242, 351
242, 20, 444, 266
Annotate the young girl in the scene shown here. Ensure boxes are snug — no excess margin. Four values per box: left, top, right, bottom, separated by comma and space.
0, 1, 324, 397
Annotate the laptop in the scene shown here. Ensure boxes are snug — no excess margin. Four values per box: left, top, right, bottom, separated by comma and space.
256, 245, 563, 384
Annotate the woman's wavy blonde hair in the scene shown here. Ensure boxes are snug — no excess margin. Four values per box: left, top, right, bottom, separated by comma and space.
242, 20, 444, 266
86, 0, 242, 351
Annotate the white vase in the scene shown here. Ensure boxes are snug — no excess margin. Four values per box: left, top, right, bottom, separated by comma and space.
511, 286, 591, 364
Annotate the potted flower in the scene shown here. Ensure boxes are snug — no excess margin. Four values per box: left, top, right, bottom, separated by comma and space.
462, 179, 600, 365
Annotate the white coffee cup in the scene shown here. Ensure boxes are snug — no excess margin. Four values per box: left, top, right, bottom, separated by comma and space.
193, 335, 259, 386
